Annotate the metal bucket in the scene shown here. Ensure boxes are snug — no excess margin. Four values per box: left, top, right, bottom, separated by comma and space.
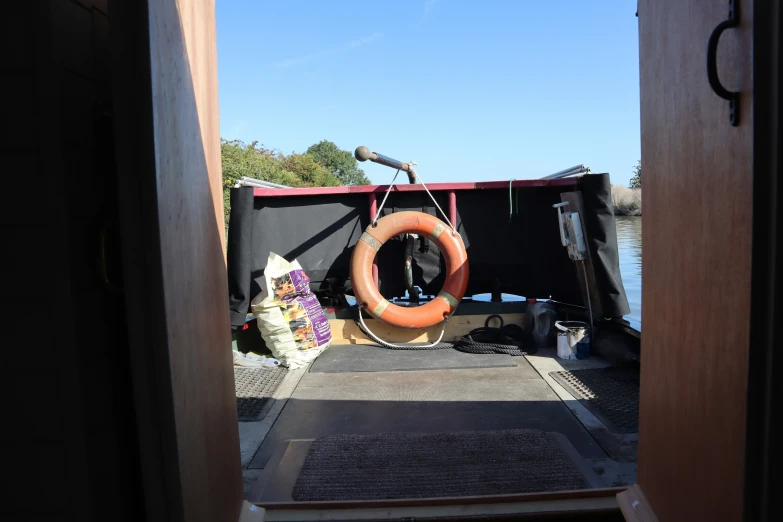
555, 321, 590, 360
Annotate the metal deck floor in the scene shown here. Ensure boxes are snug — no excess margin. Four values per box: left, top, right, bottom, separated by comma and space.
247, 347, 607, 470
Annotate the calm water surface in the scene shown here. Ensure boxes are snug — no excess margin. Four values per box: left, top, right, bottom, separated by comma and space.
615, 216, 642, 329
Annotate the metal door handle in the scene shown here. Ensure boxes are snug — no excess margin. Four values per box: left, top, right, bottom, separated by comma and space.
706, 0, 739, 126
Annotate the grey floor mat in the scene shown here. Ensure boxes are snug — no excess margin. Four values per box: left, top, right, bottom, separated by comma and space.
235, 366, 288, 421
248, 390, 607, 469
292, 430, 587, 501
310, 344, 517, 373
550, 367, 639, 433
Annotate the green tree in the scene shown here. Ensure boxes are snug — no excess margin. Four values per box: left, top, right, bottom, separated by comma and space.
221, 139, 341, 231
221, 140, 299, 188
281, 153, 341, 187
629, 160, 641, 189
306, 140, 370, 186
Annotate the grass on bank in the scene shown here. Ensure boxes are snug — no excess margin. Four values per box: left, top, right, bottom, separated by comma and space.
612, 185, 642, 216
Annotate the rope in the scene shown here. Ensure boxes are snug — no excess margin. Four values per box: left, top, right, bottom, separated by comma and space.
454, 340, 529, 356
356, 306, 451, 349
453, 315, 536, 356
354, 311, 537, 356
411, 169, 460, 235
373, 166, 459, 236
372, 168, 402, 224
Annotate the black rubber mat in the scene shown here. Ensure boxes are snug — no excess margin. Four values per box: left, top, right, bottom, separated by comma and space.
292, 430, 587, 500
310, 344, 517, 373
550, 367, 639, 433
235, 366, 288, 421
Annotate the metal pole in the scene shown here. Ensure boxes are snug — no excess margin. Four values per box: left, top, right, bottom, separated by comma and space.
449, 191, 457, 229
368, 193, 379, 289
541, 165, 589, 180
236, 177, 290, 188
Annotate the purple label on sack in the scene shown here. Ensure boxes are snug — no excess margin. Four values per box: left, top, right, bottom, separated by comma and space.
289, 270, 311, 294
299, 294, 331, 346
281, 269, 331, 348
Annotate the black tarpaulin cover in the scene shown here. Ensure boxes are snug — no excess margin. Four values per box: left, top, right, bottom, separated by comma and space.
227, 174, 630, 327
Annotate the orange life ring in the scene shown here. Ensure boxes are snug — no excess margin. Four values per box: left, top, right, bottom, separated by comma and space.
350, 211, 469, 329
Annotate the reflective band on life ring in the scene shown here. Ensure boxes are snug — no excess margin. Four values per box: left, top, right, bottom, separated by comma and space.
350, 211, 469, 329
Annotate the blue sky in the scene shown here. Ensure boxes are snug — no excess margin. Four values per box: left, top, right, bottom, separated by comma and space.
216, 1, 640, 186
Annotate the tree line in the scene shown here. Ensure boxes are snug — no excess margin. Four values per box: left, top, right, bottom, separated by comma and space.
222, 142, 643, 223
629, 160, 641, 189
221, 139, 370, 227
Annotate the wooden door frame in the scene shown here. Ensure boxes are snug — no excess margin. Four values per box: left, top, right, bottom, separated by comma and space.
111, 0, 189, 520
112, 1, 242, 521
111, 0, 780, 520
744, 1, 780, 520
623, 1, 780, 521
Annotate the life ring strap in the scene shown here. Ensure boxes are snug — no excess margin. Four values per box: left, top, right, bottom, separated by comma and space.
371, 299, 390, 317
437, 291, 460, 309
359, 232, 382, 252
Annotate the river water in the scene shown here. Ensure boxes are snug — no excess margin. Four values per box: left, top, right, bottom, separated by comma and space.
615, 216, 642, 329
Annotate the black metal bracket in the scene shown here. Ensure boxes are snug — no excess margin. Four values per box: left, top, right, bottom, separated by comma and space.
706, 0, 740, 126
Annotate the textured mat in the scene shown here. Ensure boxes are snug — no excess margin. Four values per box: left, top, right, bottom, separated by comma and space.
248, 375, 606, 469
550, 367, 639, 433
235, 366, 288, 421
291, 430, 587, 501
310, 344, 517, 373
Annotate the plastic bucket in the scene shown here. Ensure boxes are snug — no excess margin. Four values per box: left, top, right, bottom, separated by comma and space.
526, 301, 558, 348
555, 321, 590, 360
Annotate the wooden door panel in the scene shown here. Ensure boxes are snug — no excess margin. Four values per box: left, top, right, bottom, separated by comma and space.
637, 0, 752, 521
146, 1, 242, 521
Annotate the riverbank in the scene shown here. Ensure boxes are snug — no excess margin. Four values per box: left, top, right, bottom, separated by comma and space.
612, 186, 642, 216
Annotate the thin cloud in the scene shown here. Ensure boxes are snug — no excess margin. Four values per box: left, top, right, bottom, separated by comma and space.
277, 32, 383, 68
420, 0, 441, 23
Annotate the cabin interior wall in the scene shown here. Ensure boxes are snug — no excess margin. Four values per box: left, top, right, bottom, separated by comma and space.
1, 1, 144, 520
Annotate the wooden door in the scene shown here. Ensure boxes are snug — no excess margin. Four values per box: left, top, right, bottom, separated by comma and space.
112, 0, 243, 521
634, 0, 753, 520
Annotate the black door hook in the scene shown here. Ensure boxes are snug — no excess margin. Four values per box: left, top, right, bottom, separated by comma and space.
706, 0, 740, 126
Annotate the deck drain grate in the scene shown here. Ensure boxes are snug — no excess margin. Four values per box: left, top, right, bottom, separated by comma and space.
550, 367, 639, 433
235, 366, 288, 421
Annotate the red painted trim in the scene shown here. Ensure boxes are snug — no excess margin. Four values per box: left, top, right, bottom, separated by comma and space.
368, 192, 377, 220
252, 177, 581, 197
368, 193, 379, 289
448, 191, 457, 226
